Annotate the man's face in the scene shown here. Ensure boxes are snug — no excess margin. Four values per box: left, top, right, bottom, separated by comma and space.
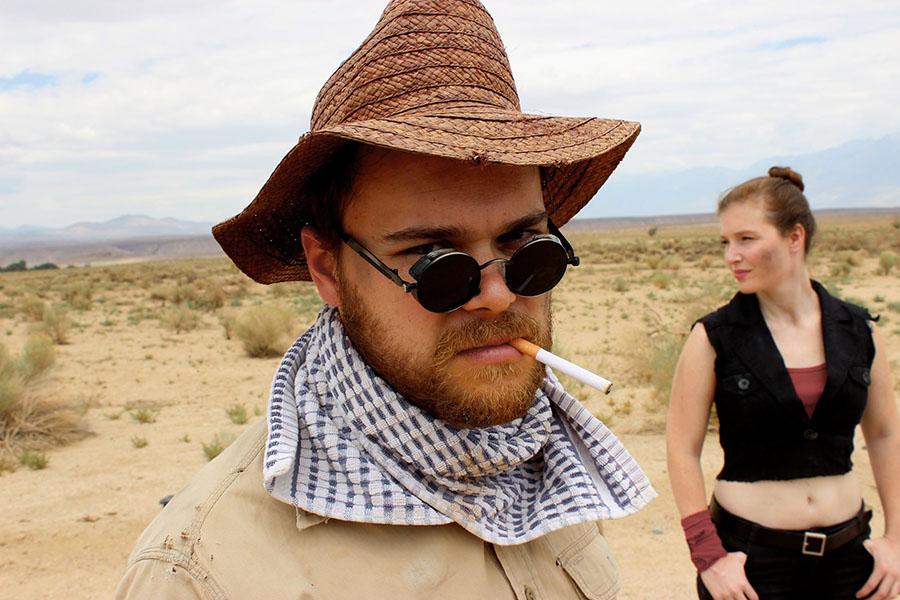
334, 148, 553, 428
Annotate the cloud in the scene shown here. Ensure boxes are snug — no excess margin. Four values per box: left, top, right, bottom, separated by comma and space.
1, 0, 899, 226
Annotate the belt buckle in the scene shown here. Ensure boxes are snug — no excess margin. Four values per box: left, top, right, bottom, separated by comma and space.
802, 531, 827, 556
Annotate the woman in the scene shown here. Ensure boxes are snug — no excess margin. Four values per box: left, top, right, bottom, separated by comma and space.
666, 166, 900, 599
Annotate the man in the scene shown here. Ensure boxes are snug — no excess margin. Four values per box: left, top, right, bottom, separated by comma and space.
116, 1, 655, 598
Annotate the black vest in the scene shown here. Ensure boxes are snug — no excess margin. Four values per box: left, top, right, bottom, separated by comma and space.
699, 281, 875, 482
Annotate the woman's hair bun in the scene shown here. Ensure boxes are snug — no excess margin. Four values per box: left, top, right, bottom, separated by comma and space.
767, 166, 804, 191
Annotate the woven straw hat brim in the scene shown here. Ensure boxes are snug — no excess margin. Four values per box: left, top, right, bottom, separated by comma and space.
212, 107, 639, 284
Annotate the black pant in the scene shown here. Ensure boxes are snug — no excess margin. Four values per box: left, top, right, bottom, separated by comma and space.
697, 510, 874, 599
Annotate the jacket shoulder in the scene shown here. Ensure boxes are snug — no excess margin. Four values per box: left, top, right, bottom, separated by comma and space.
695, 293, 741, 332
118, 419, 272, 598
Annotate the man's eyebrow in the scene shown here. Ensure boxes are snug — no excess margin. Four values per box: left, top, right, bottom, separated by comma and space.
502, 210, 549, 233
382, 224, 465, 244
381, 210, 549, 244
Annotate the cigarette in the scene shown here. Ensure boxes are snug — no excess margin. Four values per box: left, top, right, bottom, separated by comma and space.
510, 338, 613, 394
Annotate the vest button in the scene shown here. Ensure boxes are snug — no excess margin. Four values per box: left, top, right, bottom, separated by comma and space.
803, 429, 818, 441
737, 377, 750, 391
862, 369, 871, 385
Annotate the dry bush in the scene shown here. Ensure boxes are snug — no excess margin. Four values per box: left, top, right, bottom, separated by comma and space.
219, 309, 238, 339
650, 272, 672, 289
33, 305, 72, 344
202, 432, 236, 461
194, 281, 226, 311
19, 296, 46, 321
20, 334, 56, 380
128, 402, 160, 424
160, 304, 202, 333
62, 282, 94, 311
880, 252, 896, 276
1, 381, 89, 455
3, 340, 72, 454
234, 305, 295, 358
131, 435, 149, 449
225, 403, 248, 425
19, 449, 49, 470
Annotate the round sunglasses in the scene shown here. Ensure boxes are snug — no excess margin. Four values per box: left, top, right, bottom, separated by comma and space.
342, 220, 580, 313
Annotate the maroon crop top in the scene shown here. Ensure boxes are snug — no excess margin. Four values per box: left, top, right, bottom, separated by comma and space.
787, 363, 827, 418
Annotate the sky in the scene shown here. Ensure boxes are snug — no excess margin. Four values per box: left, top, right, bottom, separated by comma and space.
1, 0, 899, 228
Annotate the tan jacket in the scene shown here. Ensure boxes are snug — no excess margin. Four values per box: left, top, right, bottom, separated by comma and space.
115, 419, 620, 599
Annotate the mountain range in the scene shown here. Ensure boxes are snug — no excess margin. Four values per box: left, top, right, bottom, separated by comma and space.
586, 133, 900, 218
0, 215, 213, 247
1, 133, 897, 266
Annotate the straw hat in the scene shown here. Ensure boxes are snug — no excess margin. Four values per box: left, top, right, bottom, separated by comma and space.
213, 0, 640, 283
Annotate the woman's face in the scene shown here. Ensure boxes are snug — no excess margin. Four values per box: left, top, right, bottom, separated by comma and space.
719, 197, 803, 294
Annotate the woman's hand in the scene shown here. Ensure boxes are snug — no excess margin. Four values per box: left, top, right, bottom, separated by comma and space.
700, 552, 759, 600
857, 536, 900, 599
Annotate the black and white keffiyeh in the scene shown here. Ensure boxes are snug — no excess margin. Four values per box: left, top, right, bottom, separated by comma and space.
264, 307, 655, 545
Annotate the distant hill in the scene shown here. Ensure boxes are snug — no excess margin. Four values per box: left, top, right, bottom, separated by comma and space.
0, 215, 213, 247
587, 133, 900, 218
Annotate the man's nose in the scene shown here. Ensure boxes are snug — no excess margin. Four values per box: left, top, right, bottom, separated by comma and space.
460, 261, 516, 315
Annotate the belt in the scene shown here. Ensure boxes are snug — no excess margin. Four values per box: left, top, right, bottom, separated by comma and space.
709, 497, 872, 557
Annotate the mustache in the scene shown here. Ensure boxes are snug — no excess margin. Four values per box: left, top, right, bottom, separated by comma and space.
433, 311, 545, 364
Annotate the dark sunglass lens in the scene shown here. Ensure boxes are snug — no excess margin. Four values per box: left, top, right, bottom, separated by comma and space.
415, 252, 480, 312
505, 238, 568, 296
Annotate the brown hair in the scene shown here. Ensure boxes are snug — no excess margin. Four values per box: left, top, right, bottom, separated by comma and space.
302, 142, 360, 252
717, 166, 816, 254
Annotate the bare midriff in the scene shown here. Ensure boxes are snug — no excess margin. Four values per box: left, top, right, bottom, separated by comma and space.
714, 472, 862, 529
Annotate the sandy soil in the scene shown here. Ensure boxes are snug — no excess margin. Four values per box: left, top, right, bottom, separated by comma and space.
1, 224, 898, 599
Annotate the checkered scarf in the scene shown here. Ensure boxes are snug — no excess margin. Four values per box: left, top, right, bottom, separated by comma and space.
264, 307, 655, 545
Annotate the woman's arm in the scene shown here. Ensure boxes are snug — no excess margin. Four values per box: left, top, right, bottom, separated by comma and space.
667, 323, 759, 600
857, 325, 900, 600
667, 323, 717, 517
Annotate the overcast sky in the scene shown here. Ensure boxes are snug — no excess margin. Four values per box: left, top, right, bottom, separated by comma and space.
2, 0, 899, 228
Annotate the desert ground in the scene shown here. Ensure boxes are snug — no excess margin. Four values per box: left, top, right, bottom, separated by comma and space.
1, 214, 898, 599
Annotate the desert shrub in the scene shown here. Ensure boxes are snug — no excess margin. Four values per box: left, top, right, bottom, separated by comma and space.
19, 449, 48, 470
647, 226, 658, 237
131, 435, 148, 449
643, 332, 684, 406
225, 403, 248, 425
0, 452, 17, 474
698, 255, 716, 269
658, 255, 680, 271
35, 305, 71, 344
19, 296, 46, 321
830, 262, 851, 277
62, 283, 94, 311
194, 281, 226, 311
879, 252, 896, 276
0, 371, 23, 422
650, 272, 672, 289
202, 432, 235, 461
1, 384, 88, 453
149, 284, 172, 302
20, 334, 55, 380
219, 309, 238, 340
129, 403, 160, 424
160, 304, 202, 333
234, 305, 295, 358
645, 255, 662, 270
612, 277, 629, 293
169, 283, 197, 305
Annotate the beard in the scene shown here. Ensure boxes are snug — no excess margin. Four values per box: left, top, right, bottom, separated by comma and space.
336, 279, 552, 429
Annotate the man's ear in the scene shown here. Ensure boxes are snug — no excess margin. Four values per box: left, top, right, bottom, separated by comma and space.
301, 227, 341, 307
